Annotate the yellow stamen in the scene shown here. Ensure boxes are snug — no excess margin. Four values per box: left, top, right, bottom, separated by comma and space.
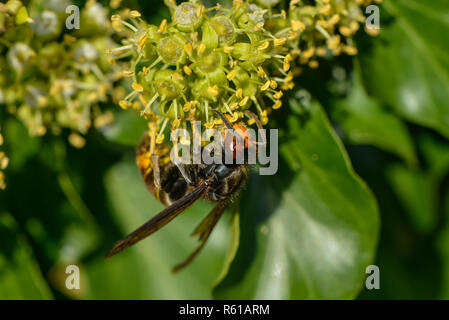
328, 14, 340, 26
172, 118, 181, 128
320, 4, 332, 15
339, 26, 352, 37
227, 69, 237, 81
223, 46, 234, 53
197, 43, 206, 54
122, 70, 134, 77
158, 19, 167, 33
239, 96, 249, 106
236, 88, 243, 99
183, 65, 192, 75
273, 100, 282, 109
309, 60, 319, 68
255, 22, 264, 31
207, 85, 219, 97
197, 5, 205, 17
274, 38, 287, 46
138, 33, 147, 52
130, 10, 141, 18
132, 82, 144, 92
184, 43, 193, 56
258, 41, 270, 51
156, 134, 165, 144
230, 112, 239, 122
183, 102, 191, 112
291, 20, 306, 32
261, 80, 270, 91
172, 72, 184, 81
274, 91, 283, 99
119, 100, 132, 110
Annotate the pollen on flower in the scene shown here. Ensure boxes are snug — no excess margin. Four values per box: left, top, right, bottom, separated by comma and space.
286, 0, 382, 66
1, 0, 125, 145
106, 0, 376, 145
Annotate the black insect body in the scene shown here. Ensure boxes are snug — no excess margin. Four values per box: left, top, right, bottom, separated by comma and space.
106, 111, 263, 272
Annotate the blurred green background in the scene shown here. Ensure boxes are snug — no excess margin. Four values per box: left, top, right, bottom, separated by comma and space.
1, 0, 449, 299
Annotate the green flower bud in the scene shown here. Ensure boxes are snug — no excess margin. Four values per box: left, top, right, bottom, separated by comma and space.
192, 50, 226, 76
74, 2, 109, 37
230, 67, 258, 98
210, 16, 236, 45
31, 10, 61, 39
147, 25, 163, 42
154, 70, 185, 100
24, 84, 47, 108
164, 100, 185, 120
191, 78, 220, 102
201, 22, 218, 50
256, 0, 281, 8
74, 41, 99, 62
7, 43, 35, 76
174, 2, 203, 32
37, 42, 63, 71
247, 4, 267, 24
157, 35, 186, 65
231, 42, 252, 61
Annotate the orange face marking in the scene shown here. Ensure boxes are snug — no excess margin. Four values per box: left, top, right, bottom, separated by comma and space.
223, 122, 256, 159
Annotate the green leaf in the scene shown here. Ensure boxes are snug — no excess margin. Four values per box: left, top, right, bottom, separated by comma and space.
101, 110, 148, 147
386, 165, 435, 233
437, 188, 449, 299
0, 212, 53, 299
357, 131, 449, 299
332, 71, 416, 165
83, 157, 230, 299
214, 101, 380, 299
213, 207, 240, 287
386, 132, 449, 234
358, 0, 449, 138
3, 118, 40, 171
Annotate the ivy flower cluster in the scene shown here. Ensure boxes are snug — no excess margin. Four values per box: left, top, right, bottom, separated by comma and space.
255, 0, 382, 69
285, 0, 383, 68
109, 0, 297, 144
0, 0, 126, 148
109, 0, 380, 144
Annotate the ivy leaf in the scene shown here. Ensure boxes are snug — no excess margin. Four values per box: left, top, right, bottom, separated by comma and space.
83, 158, 230, 299
358, 0, 449, 139
3, 118, 40, 171
386, 165, 435, 234
213, 101, 380, 299
0, 212, 53, 299
437, 187, 449, 299
101, 110, 148, 147
386, 132, 449, 234
332, 70, 417, 166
